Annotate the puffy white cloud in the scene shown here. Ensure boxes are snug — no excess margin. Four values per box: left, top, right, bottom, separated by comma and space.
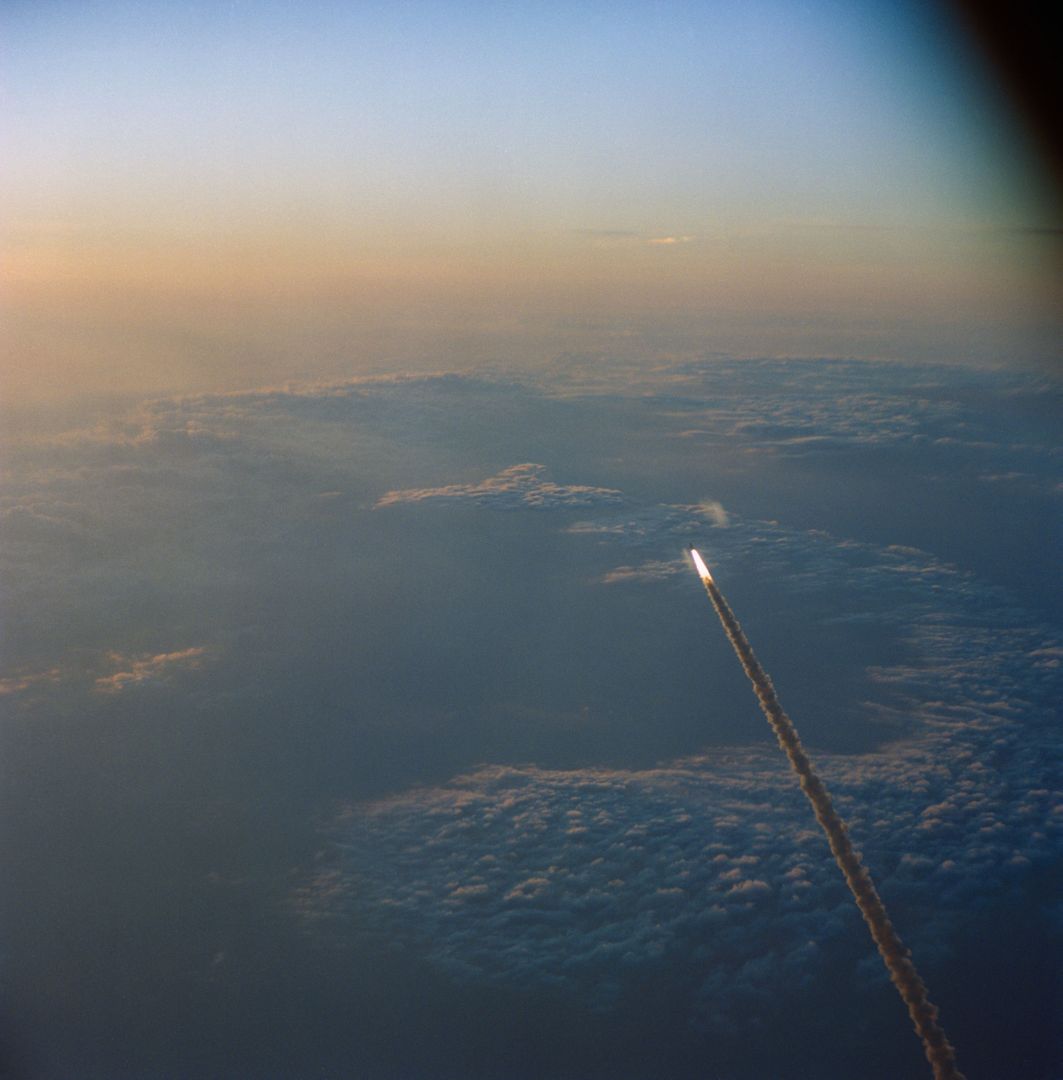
3, 356, 1060, 1078
694, 499, 729, 526
600, 560, 684, 585
376, 463, 624, 511
304, 513, 1062, 1030
94, 647, 208, 694
0, 665, 63, 696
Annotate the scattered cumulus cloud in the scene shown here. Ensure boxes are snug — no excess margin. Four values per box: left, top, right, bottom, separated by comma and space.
302, 513, 1063, 1030
0, 666, 63, 696
3, 355, 1060, 1076
376, 463, 624, 511
306, 664, 1060, 1025
600, 559, 685, 585
567, 500, 729, 550
695, 500, 729, 526
94, 647, 208, 694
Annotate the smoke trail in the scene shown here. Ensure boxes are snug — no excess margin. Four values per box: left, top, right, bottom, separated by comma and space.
692, 553, 965, 1080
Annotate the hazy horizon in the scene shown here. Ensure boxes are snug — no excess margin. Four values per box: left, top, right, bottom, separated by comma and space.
4, 0, 1060, 410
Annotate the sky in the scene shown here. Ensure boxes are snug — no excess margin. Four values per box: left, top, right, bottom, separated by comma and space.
2, 0, 1060, 408
1, 3, 1062, 1080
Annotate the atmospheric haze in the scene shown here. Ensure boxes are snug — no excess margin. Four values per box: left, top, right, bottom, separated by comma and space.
3, 0, 1060, 410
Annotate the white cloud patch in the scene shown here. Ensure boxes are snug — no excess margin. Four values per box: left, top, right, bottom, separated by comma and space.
694, 499, 729, 526
94, 647, 208, 694
305, 673, 1061, 1024
0, 666, 63, 696
375, 463, 624, 511
567, 501, 728, 548
302, 522, 1063, 1030
3, 356, 1060, 1075
600, 559, 684, 585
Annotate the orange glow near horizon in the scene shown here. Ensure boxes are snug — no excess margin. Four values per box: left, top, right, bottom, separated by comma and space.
2, 0, 1059, 409
3, 217, 1057, 407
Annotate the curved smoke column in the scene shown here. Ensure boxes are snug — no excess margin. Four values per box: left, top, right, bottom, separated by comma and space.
690, 550, 965, 1080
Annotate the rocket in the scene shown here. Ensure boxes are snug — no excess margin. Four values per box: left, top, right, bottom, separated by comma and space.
689, 547, 713, 583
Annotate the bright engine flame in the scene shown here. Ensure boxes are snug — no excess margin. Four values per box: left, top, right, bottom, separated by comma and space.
690, 548, 713, 582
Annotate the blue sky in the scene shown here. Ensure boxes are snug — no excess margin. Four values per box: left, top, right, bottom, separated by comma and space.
3, 0, 1037, 229
3, 0, 1058, 406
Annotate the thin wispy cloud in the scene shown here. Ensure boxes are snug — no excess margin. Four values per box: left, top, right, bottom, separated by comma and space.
600, 559, 684, 585
94, 647, 208, 694
375, 463, 624, 511
0, 666, 63, 696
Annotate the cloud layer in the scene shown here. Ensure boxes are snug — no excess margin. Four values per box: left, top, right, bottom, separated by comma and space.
94, 647, 207, 694
376, 463, 624, 511
3, 357, 1060, 1078
304, 508, 1062, 1034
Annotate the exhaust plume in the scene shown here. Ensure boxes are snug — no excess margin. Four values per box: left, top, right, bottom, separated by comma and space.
689, 550, 964, 1080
